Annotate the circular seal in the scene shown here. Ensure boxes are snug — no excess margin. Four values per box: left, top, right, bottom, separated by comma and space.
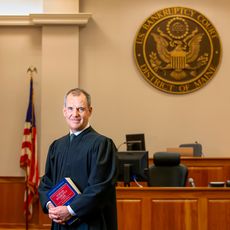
134, 7, 221, 94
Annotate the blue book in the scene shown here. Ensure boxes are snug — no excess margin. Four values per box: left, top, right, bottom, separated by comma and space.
47, 177, 81, 225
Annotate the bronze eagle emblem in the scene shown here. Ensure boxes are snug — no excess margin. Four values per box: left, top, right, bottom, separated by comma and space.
150, 31, 208, 80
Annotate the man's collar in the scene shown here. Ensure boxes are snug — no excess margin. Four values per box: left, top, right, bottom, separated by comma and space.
70, 123, 90, 136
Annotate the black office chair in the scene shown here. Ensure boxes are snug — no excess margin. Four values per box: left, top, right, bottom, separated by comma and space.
179, 142, 203, 157
148, 152, 188, 187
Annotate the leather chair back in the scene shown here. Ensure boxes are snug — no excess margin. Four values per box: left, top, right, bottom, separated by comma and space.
148, 152, 188, 187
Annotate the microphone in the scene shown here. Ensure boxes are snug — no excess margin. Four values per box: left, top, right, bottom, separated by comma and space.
188, 178, 196, 187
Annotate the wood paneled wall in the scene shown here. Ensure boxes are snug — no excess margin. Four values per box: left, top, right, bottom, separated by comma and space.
0, 177, 50, 229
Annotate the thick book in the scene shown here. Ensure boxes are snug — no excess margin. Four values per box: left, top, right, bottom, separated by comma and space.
47, 177, 81, 225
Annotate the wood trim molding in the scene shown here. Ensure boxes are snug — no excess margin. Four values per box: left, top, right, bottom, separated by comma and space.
0, 13, 91, 26
0, 176, 24, 183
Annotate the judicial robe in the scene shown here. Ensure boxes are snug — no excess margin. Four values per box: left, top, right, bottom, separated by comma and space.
38, 126, 118, 230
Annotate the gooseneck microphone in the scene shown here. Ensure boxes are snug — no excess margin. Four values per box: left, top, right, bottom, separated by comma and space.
117, 140, 142, 151
188, 178, 196, 187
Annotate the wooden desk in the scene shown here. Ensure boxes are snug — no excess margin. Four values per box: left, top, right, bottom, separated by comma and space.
116, 187, 230, 230
149, 157, 230, 186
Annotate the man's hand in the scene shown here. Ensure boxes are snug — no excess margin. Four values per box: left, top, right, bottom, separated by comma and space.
48, 205, 72, 224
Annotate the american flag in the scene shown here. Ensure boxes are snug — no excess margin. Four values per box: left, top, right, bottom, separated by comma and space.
20, 77, 39, 220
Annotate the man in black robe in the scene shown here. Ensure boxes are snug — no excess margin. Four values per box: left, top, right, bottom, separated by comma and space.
38, 88, 118, 230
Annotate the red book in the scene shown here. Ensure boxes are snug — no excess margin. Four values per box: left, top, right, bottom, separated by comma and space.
47, 177, 81, 225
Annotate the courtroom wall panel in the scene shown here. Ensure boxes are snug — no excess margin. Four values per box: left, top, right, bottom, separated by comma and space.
0, 177, 50, 229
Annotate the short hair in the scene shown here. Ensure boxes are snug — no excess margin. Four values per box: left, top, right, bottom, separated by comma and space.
64, 88, 91, 107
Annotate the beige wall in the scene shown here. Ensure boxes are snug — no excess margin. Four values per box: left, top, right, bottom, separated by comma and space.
0, 27, 42, 176
0, 0, 230, 176
79, 0, 230, 157
0, 0, 80, 176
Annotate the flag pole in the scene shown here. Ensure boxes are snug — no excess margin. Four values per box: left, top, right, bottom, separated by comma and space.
25, 168, 29, 230
24, 66, 37, 230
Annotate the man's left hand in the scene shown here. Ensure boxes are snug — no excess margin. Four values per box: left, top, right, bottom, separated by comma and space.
48, 206, 72, 224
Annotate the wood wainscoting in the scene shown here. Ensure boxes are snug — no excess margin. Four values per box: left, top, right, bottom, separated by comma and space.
0, 177, 50, 229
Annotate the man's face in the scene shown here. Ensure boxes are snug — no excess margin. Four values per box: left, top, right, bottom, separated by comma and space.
63, 93, 92, 132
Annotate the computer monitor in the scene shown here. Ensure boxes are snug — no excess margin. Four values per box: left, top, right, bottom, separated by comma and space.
116, 151, 148, 186
125, 133, 146, 151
